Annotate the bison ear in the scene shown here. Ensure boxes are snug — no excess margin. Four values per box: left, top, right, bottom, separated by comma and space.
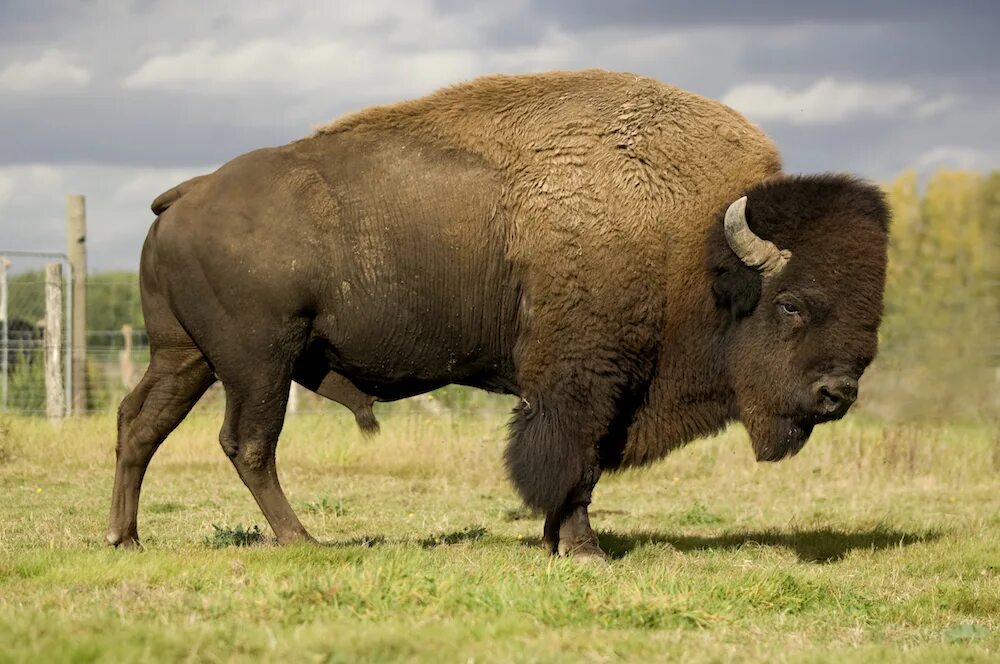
711, 259, 761, 319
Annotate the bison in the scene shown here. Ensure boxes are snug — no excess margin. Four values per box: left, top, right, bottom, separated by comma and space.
108, 70, 889, 559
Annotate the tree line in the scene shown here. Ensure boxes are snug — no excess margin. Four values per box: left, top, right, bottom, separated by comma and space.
871, 169, 998, 420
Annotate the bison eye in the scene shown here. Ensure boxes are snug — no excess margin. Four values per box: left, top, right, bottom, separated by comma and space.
778, 302, 800, 316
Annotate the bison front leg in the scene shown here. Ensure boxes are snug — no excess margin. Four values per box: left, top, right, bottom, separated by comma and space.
505, 398, 609, 561
543, 467, 605, 560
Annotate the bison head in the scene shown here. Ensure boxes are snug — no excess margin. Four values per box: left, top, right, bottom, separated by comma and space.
709, 175, 889, 462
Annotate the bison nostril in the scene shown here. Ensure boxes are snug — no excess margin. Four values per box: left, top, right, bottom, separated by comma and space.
814, 376, 858, 415
818, 386, 843, 413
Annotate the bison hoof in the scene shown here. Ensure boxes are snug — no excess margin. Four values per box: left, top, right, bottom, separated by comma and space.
106, 531, 142, 550
557, 540, 610, 564
275, 530, 318, 546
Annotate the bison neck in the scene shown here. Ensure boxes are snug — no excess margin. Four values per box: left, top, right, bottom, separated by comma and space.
616, 282, 737, 468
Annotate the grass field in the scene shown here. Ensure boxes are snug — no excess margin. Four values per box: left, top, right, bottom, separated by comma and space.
0, 404, 997, 663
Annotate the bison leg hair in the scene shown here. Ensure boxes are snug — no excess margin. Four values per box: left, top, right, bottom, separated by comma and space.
505, 399, 597, 513
218, 367, 316, 545
107, 346, 215, 548
506, 399, 610, 559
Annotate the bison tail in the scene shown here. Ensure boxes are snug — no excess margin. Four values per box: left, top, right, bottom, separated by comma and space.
504, 398, 591, 513
150, 174, 211, 215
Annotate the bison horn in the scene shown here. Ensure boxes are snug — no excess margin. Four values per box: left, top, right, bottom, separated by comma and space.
724, 196, 791, 276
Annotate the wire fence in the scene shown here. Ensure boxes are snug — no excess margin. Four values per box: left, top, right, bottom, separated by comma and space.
0, 252, 73, 415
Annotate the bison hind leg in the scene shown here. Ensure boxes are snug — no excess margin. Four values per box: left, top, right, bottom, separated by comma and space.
108, 345, 216, 548
293, 364, 380, 436
353, 404, 380, 437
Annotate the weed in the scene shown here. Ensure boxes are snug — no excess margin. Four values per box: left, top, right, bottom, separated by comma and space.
202, 524, 265, 549
301, 496, 347, 516
676, 503, 725, 526
419, 525, 487, 548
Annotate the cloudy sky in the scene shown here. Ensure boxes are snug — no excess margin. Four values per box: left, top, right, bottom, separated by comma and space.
1, 0, 997, 270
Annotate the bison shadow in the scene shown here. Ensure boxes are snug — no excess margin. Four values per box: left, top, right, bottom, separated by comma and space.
316, 525, 938, 564
597, 526, 940, 563
321, 526, 488, 550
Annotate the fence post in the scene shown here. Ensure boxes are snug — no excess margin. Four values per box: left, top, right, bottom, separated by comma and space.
67, 194, 87, 414
0, 256, 8, 412
45, 263, 65, 422
119, 323, 136, 390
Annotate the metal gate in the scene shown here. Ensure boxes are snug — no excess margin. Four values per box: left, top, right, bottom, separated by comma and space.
0, 250, 73, 415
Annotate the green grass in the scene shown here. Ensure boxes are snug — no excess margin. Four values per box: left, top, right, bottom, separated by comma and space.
0, 405, 997, 663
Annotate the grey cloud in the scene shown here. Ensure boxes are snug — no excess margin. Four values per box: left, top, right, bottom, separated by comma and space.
510, 0, 1000, 29
0, 0, 997, 269
738, 21, 999, 82
0, 90, 302, 167
0, 1, 89, 40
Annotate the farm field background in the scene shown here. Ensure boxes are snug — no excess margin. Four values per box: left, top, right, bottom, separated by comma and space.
1, 409, 996, 662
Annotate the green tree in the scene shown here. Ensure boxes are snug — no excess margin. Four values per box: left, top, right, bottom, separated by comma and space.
86, 271, 144, 336
868, 169, 998, 421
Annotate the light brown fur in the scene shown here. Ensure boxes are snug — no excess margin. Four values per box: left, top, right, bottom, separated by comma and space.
317, 70, 782, 463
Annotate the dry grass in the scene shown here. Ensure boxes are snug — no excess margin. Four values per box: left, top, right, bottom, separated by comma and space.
0, 404, 997, 662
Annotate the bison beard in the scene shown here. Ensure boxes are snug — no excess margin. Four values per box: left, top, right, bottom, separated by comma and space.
744, 414, 814, 462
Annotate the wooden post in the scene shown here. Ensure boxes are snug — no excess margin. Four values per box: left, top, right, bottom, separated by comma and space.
67, 194, 87, 414
119, 324, 136, 390
45, 263, 65, 422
